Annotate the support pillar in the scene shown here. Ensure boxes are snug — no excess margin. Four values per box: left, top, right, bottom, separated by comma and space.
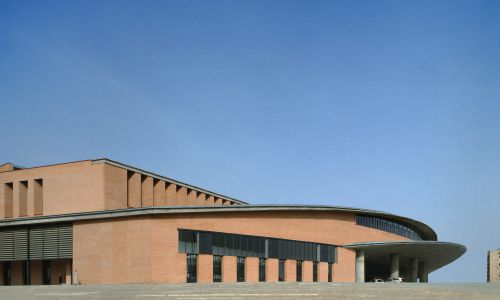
355, 250, 365, 283
409, 258, 418, 282
390, 253, 399, 279
418, 261, 428, 283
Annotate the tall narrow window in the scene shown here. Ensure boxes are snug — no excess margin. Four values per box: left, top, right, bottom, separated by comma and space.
313, 261, 318, 282
278, 259, 285, 282
3, 182, 13, 218
42, 260, 51, 285
237, 257, 245, 282
22, 260, 30, 285
19, 181, 28, 217
213, 255, 222, 283
259, 258, 266, 282
328, 262, 333, 282
186, 254, 197, 283
3, 262, 11, 285
34, 179, 43, 215
296, 260, 303, 282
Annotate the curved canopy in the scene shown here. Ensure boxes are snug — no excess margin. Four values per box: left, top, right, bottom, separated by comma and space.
345, 241, 466, 273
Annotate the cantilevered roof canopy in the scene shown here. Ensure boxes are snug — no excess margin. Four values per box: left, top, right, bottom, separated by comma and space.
345, 241, 466, 274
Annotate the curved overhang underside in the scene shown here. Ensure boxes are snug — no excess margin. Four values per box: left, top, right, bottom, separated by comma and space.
0, 205, 437, 240
344, 241, 466, 273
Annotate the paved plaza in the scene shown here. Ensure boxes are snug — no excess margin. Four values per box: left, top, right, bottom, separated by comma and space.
0, 283, 499, 300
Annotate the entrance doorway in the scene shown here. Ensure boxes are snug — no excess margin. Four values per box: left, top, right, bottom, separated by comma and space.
42, 260, 51, 285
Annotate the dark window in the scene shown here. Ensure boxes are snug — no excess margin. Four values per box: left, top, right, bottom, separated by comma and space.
259, 258, 266, 282
328, 263, 333, 282
179, 230, 198, 254
22, 260, 30, 285
279, 259, 285, 282
320, 244, 328, 262
42, 260, 51, 285
177, 229, 337, 264
296, 261, 302, 282
186, 254, 197, 283
355, 214, 424, 241
313, 261, 318, 282
226, 234, 234, 256
268, 239, 278, 259
237, 257, 245, 282
213, 255, 222, 282
277, 239, 284, 259
199, 232, 213, 254
3, 261, 11, 285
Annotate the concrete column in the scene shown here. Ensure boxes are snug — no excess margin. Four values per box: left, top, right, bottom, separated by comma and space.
355, 250, 365, 283
418, 261, 428, 283
409, 258, 418, 282
390, 253, 399, 279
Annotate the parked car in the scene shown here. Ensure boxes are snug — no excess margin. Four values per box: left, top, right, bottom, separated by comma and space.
370, 278, 385, 283
386, 277, 404, 283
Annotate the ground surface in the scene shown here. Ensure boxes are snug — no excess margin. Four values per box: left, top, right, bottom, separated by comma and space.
0, 283, 499, 300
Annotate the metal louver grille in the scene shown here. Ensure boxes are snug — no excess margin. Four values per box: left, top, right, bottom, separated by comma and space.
58, 225, 73, 258
0, 230, 14, 261
0, 224, 73, 261
43, 227, 59, 259
29, 227, 44, 260
13, 229, 28, 260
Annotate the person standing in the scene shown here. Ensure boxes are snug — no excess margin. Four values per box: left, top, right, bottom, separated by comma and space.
72, 269, 79, 285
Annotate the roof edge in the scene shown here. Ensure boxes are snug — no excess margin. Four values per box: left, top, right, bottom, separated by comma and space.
0, 205, 438, 240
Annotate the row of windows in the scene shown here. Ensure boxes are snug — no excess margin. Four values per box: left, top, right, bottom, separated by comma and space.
187, 254, 333, 283
179, 229, 337, 263
355, 214, 424, 240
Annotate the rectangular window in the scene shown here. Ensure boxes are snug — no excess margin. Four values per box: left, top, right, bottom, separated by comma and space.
279, 259, 285, 282
19, 181, 28, 217
199, 232, 213, 254
213, 255, 222, 282
186, 254, 197, 283
3, 182, 13, 218
34, 179, 43, 215
296, 261, 302, 282
178, 230, 198, 254
328, 262, 333, 282
259, 258, 266, 282
313, 261, 318, 282
237, 257, 245, 282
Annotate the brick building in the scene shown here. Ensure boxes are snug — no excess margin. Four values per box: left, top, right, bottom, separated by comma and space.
0, 159, 465, 285
488, 249, 500, 283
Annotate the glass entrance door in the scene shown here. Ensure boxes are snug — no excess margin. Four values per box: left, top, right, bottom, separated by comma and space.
3, 262, 11, 285
186, 254, 197, 283
42, 260, 51, 285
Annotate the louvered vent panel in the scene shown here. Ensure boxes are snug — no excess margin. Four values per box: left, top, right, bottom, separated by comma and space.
0, 230, 14, 261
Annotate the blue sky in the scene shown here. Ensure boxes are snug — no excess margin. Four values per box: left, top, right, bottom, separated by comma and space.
1, 0, 499, 282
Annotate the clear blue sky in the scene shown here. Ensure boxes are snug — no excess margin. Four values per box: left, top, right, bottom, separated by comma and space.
1, 0, 499, 282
